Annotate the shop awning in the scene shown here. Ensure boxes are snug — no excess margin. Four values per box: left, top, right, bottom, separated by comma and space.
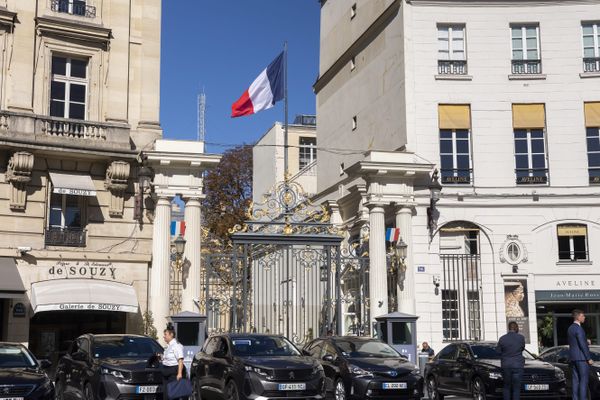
49, 172, 97, 196
0, 257, 25, 299
30, 279, 138, 314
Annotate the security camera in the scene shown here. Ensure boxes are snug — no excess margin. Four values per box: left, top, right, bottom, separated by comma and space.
17, 246, 32, 255
432, 275, 441, 287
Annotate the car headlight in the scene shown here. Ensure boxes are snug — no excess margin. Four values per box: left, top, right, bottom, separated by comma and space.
555, 368, 565, 380
349, 364, 374, 378
244, 365, 272, 378
488, 371, 503, 380
101, 367, 125, 379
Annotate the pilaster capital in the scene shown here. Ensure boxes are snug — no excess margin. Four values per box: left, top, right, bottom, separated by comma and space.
365, 201, 387, 213
394, 202, 416, 216
182, 196, 203, 206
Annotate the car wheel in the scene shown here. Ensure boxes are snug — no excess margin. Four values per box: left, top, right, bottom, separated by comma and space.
334, 378, 346, 400
472, 377, 487, 400
54, 380, 64, 400
83, 383, 94, 400
192, 379, 202, 400
426, 376, 444, 400
225, 381, 239, 400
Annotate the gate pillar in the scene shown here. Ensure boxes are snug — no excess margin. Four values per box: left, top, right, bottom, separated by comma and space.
181, 197, 202, 312
368, 203, 389, 322
150, 195, 172, 342
396, 205, 416, 314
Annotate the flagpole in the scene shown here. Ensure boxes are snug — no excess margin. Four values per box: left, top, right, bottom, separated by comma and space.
284, 41, 289, 181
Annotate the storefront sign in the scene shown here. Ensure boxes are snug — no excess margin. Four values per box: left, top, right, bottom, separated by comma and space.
35, 302, 137, 313
535, 290, 600, 302
53, 188, 95, 196
535, 275, 600, 291
12, 302, 26, 317
48, 261, 116, 280
504, 278, 531, 343
557, 226, 587, 236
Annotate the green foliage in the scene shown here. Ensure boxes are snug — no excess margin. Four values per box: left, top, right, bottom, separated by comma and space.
143, 311, 158, 340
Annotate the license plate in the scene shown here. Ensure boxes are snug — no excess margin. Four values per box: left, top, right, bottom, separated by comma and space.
382, 382, 408, 390
0, 398, 24, 400
136, 386, 158, 394
525, 384, 549, 391
278, 383, 306, 391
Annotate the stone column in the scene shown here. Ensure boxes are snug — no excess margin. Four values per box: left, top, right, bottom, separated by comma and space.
368, 204, 388, 321
149, 196, 171, 341
396, 206, 416, 314
181, 197, 202, 312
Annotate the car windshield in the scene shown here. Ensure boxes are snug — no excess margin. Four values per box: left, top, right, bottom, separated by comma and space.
334, 339, 401, 359
0, 345, 36, 368
231, 336, 301, 357
92, 336, 163, 359
471, 345, 535, 360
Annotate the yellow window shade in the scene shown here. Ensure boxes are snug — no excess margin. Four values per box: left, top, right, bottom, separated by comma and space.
557, 225, 587, 237
585, 102, 600, 127
512, 104, 545, 129
439, 105, 471, 130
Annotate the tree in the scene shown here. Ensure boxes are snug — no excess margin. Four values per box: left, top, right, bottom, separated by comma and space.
203, 145, 252, 243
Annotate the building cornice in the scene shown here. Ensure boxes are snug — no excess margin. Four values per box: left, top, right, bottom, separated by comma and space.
36, 15, 111, 47
345, 151, 434, 178
407, 0, 599, 6
314, 0, 401, 94
0, 7, 16, 29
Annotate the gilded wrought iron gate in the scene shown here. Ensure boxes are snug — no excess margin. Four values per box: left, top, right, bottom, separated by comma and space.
198, 181, 370, 345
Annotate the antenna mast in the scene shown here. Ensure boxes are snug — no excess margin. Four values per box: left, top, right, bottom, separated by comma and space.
198, 90, 206, 141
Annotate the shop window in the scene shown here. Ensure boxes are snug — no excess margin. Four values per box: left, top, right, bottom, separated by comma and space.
557, 224, 588, 262
50, 55, 88, 120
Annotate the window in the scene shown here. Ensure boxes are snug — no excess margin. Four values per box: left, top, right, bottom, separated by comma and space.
437, 344, 457, 361
583, 23, 600, 72
511, 25, 541, 74
440, 129, 471, 184
557, 224, 588, 262
442, 290, 460, 341
585, 103, 600, 183
50, 56, 88, 120
514, 129, 548, 184
299, 137, 317, 170
437, 25, 467, 75
49, 194, 82, 229
52, 0, 94, 17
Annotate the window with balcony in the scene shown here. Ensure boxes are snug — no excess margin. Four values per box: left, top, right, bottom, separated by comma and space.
299, 137, 317, 170
50, 56, 88, 120
511, 25, 542, 74
512, 104, 548, 184
585, 102, 600, 183
46, 193, 86, 247
557, 224, 588, 262
437, 25, 467, 75
438, 105, 472, 184
583, 23, 600, 73
51, 0, 96, 18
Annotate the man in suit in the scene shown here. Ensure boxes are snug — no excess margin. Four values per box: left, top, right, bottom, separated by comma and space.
568, 309, 594, 400
497, 321, 526, 400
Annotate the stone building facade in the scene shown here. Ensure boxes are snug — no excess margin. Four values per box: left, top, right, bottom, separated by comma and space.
315, 0, 600, 353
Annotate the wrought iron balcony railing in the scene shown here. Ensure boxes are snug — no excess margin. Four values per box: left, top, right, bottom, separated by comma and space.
441, 169, 472, 185
438, 60, 468, 75
511, 59, 542, 75
583, 57, 600, 73
51, 0, 96, 18
45, 227, 86, 247
515, 168, 548, 185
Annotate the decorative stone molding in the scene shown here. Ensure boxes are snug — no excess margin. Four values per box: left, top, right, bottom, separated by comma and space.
6, 152, 34, 211
500, 235, 528, 266
104, 161, 130, 217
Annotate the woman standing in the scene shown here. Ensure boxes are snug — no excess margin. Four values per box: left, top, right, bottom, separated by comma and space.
161, 324, 185, 400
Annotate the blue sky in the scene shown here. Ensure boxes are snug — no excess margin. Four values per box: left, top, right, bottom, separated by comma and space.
160, 1, 321, 154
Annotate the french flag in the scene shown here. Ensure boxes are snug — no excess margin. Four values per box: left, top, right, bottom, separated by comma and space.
231, 52, 284, 118
386, 228, 401, 242
170, 220, 186, 237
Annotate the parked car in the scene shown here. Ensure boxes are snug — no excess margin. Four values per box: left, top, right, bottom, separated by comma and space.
190, 333, 325, 400
0, 342, 54, 400
54, 334, 164, 400
303, 336, 423, 400
539, 344, 600, 399
424, 341, 567, 399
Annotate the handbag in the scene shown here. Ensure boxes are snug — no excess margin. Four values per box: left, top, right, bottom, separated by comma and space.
167, 378, 193, 399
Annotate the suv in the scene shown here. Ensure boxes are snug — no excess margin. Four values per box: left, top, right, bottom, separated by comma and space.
54, 334, 164, 400
190, 333, 325, 400
0, 342, 54, 400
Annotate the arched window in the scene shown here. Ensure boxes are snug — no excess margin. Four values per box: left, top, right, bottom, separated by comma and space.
557, 224, 588, 262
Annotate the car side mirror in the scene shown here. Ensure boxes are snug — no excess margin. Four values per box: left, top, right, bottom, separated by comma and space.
301, 349, 311, 357
322, 354, 335, 363
39, 359, 52, 370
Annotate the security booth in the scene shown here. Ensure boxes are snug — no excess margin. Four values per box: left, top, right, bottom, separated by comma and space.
169, 311, 207, 375
375, 312, 419, 363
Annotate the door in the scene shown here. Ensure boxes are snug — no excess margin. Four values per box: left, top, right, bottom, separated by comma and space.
452, 345, 473, 394
435, 344, 458, 392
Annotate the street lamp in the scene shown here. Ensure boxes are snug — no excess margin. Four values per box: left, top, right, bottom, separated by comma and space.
427, 169, 443, 233
138, 166, 153, 192
134, 165, 154, 224
396, 238, 407, 262
174, 234, 186, 261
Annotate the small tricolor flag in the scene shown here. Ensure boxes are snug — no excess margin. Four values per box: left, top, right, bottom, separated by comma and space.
386, 228, 401, 242
231, 52, 284, 118
170, 221, 186, 237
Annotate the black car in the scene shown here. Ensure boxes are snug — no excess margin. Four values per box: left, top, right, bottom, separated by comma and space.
0, 342, 54, 400
54, 334, 164, 400
424, 341, 567, 399
190, 333, 325, 400
303, 336, 423, 400
539, 345, 600, 398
